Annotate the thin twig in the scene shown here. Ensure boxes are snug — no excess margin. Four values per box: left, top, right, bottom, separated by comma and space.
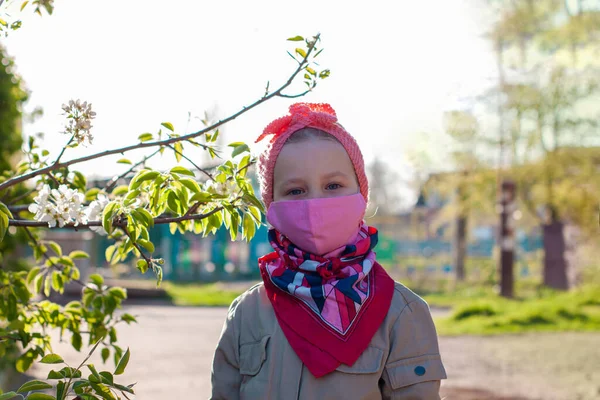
167, 144, 214, 181
55, 136, 75, 164
7, 204, 30, 213
46, 172, 60, 186
7, 187, 38, 205
279, 90, 311, 99
123, 229, 152, 266
104, 148, 162, 192
0, 34, 321, 192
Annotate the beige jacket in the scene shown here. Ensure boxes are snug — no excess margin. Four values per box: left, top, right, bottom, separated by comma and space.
211, 281, 446, 400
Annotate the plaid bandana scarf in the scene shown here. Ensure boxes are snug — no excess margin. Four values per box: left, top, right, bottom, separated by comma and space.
258, 224, 394, 378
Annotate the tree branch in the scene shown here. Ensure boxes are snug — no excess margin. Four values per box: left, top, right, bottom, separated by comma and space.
0, 34, 320, 193
10, 203, 231, 228
167, 144, 214, 181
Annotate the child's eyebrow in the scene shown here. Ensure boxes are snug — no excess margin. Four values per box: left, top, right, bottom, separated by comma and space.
322, 171, 350, 179
279, 178, 305, 186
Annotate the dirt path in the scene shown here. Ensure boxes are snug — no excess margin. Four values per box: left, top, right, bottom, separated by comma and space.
439, 333, 600, 400
6, 305, 600, 399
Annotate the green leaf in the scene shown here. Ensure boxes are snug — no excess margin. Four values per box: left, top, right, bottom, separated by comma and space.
58, 256, 75, 268
0, 19, 7, 28
17, 380, 53, 393
7, 293, 17, 320
71, 332, 82, 351
15, 351, 35, 373
46, 241, 62, 256
190, 191, 212, 203
113, 383, 135, 394
73, 171, 87, 191
161, 122, 175, 131
170, 166, 194, 177
34, 274, 44, 294
136, 259, 148, 274
0, 211, 8, 243
43, 275, 51, 297
26, 267, 41, 285
319, 69, 331, 79
295, 47, 307, 58
89, 383, 116, 400
130, 171, 160, 191
120, 313, 137, 324
112, 185, 128, 196
89, 274, 104, 287
0, 392, 20, 400
0, 201, 13, 218
56, 381, 65, 400
21, 1, 29, 11
101, 348, 110, 363
138, 239, 155, 253
114, 348, 130, 375
287, 35, 304, 41
173, 142, 183, 163
179, 178, 201, 195
87, 364, 101, 381
108, 287, 127, 300
40, 354, 64, 364
26, 395, 55, 400
102, 202, 117, 234
51, 271, 64, 292
116, 158, 132, 164
231, 144, 250, 158
138, 133, 153, 142
85, 188, 101, 202
166, 190, 180, 214
154, 265, 163, 287
69, 250, 90, 259
47, 370, 65, 379
99, 371, 113, 386
105, 245, 116, 264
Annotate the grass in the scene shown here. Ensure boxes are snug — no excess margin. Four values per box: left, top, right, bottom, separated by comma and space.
164, 282, 249, 307
161, 277, 600, 336
430, 284, 600, 335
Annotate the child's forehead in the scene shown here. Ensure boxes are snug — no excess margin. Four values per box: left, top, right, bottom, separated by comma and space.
274, 139, 356, 181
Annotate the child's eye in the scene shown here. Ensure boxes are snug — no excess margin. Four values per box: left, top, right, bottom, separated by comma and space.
326, 183, 342, 190
286, 188, 304, 196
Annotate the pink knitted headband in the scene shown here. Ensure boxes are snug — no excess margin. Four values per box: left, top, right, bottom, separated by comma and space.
256, 102, 369, 210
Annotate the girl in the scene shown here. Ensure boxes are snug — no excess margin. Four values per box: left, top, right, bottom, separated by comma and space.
211, 103, 446, 399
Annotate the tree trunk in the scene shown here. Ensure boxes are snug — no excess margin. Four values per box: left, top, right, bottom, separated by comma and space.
454, 215, 467, 281
499, 180, 516, 298
543, 221, 569, 290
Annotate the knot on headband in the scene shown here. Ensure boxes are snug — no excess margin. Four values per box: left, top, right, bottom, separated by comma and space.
255, 103, 338, 143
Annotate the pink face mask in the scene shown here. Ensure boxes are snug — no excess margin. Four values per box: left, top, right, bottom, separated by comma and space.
266, 193, 367, 256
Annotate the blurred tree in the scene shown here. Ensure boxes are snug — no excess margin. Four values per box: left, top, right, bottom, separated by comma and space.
366, 158, 402, 216
0, 43, 30, 272
425, 0, 600, 290
489, 0, 600, 290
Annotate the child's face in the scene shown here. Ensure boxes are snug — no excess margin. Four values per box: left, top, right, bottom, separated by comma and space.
273, 138, 359, 202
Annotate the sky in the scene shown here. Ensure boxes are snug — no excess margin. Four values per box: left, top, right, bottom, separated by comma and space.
2, 0, 498, 207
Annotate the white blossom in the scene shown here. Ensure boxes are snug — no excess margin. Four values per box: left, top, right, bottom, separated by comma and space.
85, 194, 109, 235
29, 184, 91, 228
62, 99, 96, 145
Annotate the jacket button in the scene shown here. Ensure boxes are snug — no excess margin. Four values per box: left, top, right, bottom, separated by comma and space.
414, 366, 426, 376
